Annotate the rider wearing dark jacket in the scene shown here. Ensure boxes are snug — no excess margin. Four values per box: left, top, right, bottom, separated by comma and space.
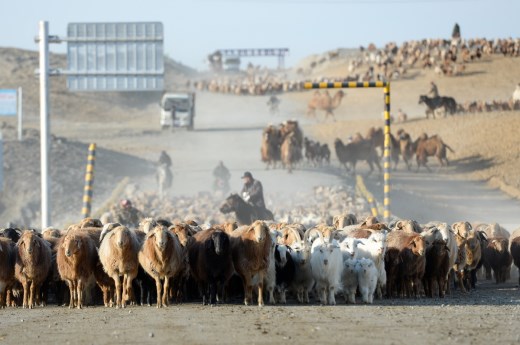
159, 150, 172, 167
241, 171, 265, 209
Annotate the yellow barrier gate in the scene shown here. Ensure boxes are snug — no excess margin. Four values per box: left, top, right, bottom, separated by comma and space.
81, 143, 96, 218
303, 81, 391, 222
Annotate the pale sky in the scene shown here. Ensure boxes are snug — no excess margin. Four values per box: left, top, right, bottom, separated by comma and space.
1, 0, 518, 70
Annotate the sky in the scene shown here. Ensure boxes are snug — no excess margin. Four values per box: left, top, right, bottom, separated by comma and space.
1, 0, 518, 70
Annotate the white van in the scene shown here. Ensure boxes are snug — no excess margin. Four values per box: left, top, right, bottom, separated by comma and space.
160, 92, 195, 130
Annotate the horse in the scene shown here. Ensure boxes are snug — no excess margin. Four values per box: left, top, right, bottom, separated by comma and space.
419, 95, 457, 118
219, 194, 274, 225
156, 163, 173, 199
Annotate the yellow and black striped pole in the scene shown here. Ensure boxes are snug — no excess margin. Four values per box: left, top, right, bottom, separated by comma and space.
81, 143, 96, 218
303, 81, 391, 223
383, 85, 391, 222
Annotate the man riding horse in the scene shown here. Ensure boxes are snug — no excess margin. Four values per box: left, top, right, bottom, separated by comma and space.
241, 171, 265, 209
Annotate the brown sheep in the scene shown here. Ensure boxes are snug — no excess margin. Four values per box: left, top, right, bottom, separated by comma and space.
279, 226, 303, 246
0, 237, 16, 307
78, 218, 103, 229
14, 231, 52, 308
385, 231, 426, 298
214, 221, 238, 235
98, 225, 141, 308
510, 229, 520, 285
422, 240, 450, 298
168, 223, 194, 302
464, 229, 483, 289
138, 225, 184, 308
333, 214, 357, 229
57, 230, 98, 309
230, 220, 272, 306
483, 238, 512, 284
451, 224, 468, 292
394, 219, 422, 233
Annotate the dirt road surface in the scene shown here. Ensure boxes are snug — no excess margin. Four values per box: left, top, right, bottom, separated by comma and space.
0, 282, 518, 345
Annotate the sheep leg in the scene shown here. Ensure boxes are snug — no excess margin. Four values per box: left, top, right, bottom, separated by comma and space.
328, 286, 336, 305
77, 279, 84, 309
22, 281, 29, 309
0, 284, 6, 308
155, 278, 163, 308
456, 271, 467, 292
29, 281, 36, 309
241, 275, 252, 306
162, 277, 170, 307
319, 286, 327, 305
113, 275, 122, 309
209, 280, 217, 306
256, 272, 264, 307
125, 273, 136, 306
280, 288, 287, 304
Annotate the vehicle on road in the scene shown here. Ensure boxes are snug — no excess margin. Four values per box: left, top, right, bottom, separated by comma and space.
160, 92, 196, 130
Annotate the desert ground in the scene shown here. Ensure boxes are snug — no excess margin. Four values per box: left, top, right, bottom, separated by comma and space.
0, 45, 519, 344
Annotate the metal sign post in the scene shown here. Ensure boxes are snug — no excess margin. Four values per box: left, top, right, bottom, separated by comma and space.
39, 20, 51, 228
17, 87, 22, 141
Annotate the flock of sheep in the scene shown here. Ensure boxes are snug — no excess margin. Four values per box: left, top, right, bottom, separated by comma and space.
1, 206, 518, 309
189, 37, 520, 98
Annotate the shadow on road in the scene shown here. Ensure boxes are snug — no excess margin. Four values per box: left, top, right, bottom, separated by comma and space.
194, 126, 266, 132
451, 154, 495, 173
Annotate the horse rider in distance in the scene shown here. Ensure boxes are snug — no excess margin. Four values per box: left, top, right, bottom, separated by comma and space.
241, 171, 266, 209
429, 81, 439, 98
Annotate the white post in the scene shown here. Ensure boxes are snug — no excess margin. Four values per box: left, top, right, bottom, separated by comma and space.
17, 87, 22, 141
39, 21, 50, 228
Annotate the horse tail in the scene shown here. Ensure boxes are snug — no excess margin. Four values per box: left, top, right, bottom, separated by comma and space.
444, 143, 455, 153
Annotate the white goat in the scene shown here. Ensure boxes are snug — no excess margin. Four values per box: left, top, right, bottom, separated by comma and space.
338, 236, 362, 261
341, 258, 358, 304
356, 258, 378, 304
309, 231, 343, 305
356, 231, 387, 299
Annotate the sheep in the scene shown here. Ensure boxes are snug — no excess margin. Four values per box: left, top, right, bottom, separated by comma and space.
274, 244, 295, 304
0, 237, 16, 307
0, 228, 22, 243
229, 220, 272, 306
422, 240, 450, 298
483, 237, 512, 284
57, 229, 98, 309
289, 240, 314, 303
308, 230, 343, 305
394, 219, 422, 233
510, 229, 520, 285
451, 223, 469, 292
14, 231, 52, 308
341, 258, 358, 304
279, 225, 303, 246
138, 225, 184, 308
433, 222, 458, 293
188, 228, 233, 305
168, 223, 194, 303
480, 223, 510, 239
98, 225, 141, 308
356, 258, 378, 304
356, 231, 387, 299
385, 231, 426, 298
333, 213, 357, 229
463, 229, 483, 289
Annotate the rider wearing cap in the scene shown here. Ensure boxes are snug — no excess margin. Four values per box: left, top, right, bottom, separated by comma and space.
115, 199, 144, 228
241, 171, 265, 208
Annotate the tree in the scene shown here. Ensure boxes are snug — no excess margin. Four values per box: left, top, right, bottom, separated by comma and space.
452, 23, 461, 39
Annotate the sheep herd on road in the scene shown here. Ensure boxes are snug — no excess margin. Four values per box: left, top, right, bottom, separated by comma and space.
1, 208, 518, 309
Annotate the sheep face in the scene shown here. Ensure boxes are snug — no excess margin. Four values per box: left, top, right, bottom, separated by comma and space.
171, 224, 190, 247
410, 236, 426, 256
291, 241, 311, 266
344, 258, 357, 274
112, 227, 131, 249
250, 222, 267, 243
339, 237, 360, 259
275, 245, 289, 267
152, 226, 169, 250
421, 227, 442, 248
19, 231, 40, 255
367, 232, 387, 256
211, 231, 229, 256
356, 258, 374, 274
62, 234, 81, 258
491, 238, 508, 253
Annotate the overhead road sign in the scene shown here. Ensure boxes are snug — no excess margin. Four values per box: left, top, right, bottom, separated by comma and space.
66, 22, 164, 91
